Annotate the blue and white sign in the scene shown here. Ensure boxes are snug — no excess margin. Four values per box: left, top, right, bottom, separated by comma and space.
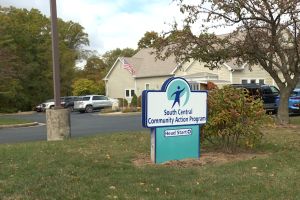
142, 77, 207, 164
142, 77, 207, 128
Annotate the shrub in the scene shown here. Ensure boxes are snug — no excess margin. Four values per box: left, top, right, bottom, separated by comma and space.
203, 86, 270, 152
207, 81, 218, 90
122, 107, 141, 113
118, 98, 128, 108
130, 94, 138, 107
137, 95, 142, 107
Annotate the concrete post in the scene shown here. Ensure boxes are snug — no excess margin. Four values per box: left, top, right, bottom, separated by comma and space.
46, 108, 71, 141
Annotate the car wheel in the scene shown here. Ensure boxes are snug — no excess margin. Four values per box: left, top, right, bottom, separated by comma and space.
68, 106, 74, 112
50, 105, 54, 109
85, 105, 93, 113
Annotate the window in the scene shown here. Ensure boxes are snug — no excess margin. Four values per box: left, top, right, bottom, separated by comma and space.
241, 79, 248, 84
262, 87, 272, 94
145, 84, 150, 90
125, 89, 135, 98
131, 90, 135, 97
82, 97, 90, 101
241, 79, 265, 84
259, 79, 265, 85
99, 96, 108, 100
92, 96, 101, 100
125, 90, 130, 97
270, 86, 279, 95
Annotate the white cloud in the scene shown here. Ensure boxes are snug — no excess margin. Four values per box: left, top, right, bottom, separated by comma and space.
1, 0, 182, 54
1, 0, 234, 56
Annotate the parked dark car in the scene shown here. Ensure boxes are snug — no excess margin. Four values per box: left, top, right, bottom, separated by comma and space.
276, 88, 300, 113
63, 96, 79, 111
231, 84, 280, 113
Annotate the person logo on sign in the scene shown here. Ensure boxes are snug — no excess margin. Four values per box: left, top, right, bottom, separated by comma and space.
171, 86, 185, 108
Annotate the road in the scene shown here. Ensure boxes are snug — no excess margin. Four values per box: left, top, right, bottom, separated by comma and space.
0, 112, 146, 144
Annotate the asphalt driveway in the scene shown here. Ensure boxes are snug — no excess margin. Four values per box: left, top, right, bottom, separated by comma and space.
0, 112, 146, 144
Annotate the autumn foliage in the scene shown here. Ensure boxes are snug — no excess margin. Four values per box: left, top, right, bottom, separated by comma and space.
203, 86, 269, 152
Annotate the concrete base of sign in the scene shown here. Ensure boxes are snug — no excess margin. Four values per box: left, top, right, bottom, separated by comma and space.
46, 108, 71, 141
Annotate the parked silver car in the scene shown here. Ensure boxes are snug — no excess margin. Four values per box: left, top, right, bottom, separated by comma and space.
74, 95, 115, 113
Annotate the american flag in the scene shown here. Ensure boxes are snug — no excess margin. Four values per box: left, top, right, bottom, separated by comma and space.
121, 57, 135, 75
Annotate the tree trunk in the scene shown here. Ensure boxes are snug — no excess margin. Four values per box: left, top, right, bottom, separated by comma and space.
277, 87, 292, 125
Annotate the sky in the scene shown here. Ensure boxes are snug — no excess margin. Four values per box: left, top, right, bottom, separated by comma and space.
1, 0, 186, 55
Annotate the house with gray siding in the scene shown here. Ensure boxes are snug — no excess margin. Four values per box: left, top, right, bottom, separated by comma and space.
104, 48, 277, 102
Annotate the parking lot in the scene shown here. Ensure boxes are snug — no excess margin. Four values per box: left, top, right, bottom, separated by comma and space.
0, 112, 145, 144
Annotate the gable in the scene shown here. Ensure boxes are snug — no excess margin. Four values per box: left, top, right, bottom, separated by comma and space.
104, 57, 137, 80
174, 60, 231, 82
105, 60, 136, 98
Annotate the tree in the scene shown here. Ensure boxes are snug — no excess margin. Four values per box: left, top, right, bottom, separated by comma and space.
72, 78, 103, 96
130, 94, 138, 107
83, 55, 108, 81
0, 6, 89, 111
154, 0, 300, 124
74, 55, 107, 95
138, 31, 159, 49
102, 48, 136, 68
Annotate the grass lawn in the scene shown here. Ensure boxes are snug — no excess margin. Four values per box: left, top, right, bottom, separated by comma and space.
0, 118, 31, 125
0, 118, 299, 199
290, 114, 300, 125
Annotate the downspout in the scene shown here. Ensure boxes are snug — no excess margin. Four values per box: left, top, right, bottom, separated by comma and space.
105, 80, 108, 96
230, 69, 235, 83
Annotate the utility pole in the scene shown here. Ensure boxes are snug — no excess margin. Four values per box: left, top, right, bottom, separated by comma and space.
50, 0, 61, 107
47, 0, 71, 141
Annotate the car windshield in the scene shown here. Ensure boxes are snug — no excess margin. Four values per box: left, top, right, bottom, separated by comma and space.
291, 91, 300, 97
270, 86, 279, 95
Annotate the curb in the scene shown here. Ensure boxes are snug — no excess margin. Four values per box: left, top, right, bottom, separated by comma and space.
0, 122, 39, 129
0, 111, 36, 116
99, 112, 141, 116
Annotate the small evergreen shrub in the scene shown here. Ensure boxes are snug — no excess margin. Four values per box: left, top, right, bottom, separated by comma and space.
118, 98, 128, 108
130, 94, 138, 107
203, 86, 270, 152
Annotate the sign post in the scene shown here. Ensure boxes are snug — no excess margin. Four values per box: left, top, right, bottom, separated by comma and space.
142, 77, 207, 163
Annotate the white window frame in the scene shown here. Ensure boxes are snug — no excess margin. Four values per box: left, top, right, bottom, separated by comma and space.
240, 78, 265, 84
241, 79, 248, 84
145, 83, 150, 90
125, 89, 135, 98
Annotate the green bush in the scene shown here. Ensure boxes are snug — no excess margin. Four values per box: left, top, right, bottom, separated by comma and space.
130, 94, 138, 107
118, 98, 128, 107
203, 86, 270, 152
137, 95, 142, 107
